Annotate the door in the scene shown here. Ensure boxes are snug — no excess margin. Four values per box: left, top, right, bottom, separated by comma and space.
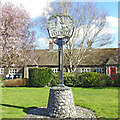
110, 68, 116, 80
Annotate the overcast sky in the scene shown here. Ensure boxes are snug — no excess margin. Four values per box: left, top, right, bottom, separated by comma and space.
1, 0, 119, 49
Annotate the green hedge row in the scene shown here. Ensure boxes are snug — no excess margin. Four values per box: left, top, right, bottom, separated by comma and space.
3, 67, 119, 87
50, 72, 114, 87
112, 73, 120, 87
76, 72, 112, 87
29, 67, 53, 87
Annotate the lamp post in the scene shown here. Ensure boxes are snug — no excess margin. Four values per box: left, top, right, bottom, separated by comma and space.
47, 14, 74, 87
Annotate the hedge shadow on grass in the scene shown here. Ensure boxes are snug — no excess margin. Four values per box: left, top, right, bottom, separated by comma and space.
0, 104, 38, 114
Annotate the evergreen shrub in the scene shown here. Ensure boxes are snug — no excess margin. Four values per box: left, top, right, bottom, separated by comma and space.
29, 67, 53, 87
64, 72, 76, 86
112, 73, 120, 87
50, 73, 59, 86
76, 72, 111, 87
50, 72, 76, 86
50, 72, 112, 87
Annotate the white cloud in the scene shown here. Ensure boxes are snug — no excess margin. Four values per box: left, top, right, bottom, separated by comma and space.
106, 16, 118, 28
37, 37, 49, 44
1, 0, 54, 18
37, 37, 49, 49
76, 22, 116, 41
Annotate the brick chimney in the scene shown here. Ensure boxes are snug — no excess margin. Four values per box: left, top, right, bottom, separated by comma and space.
49, 41, 53, 51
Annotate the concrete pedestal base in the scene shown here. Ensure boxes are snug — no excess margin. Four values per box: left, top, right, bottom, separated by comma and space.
47, 86, 76, 118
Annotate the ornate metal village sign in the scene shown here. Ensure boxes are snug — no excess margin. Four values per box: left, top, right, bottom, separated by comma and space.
47, 14, 74, 87
47, 14, 74, 45
47, 14, 77, 118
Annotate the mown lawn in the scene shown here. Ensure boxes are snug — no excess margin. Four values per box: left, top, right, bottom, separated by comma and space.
1, 87, 119, 118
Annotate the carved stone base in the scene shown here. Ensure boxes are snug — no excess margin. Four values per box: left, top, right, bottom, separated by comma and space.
47, 86, 76, 118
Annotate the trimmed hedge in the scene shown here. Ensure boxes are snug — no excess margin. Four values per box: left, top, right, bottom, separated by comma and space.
76, 72, 112, 87
64, 72, 76, 87
112, 73, 120, 87
29, 67, 53, 87
50, 73, 59, 87
50, 72, 112, 87
50, 72, 76, 87
3, 78, 28, 87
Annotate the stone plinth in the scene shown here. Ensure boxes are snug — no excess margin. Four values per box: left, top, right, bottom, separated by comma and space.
47, 86, 76, 118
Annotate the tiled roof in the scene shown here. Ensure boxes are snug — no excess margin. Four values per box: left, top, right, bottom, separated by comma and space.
106, 56, 118, 65
80, 48, 118, 66
27, 48, 118, 66
0, 48, 118, 67
27, 50, 58, 66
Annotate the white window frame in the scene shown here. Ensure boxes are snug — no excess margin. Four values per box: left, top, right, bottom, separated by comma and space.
9, 68, 18, 75
81, 68, 91, 73
96, 68, 104, 73
52, 68, 59, 73
0, 68, 4, 74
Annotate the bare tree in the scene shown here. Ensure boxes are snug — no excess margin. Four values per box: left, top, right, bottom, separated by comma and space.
40, 2, 113, 72
0, 2, 36, 68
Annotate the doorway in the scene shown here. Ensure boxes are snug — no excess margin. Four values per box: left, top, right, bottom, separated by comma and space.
110, 68, 116, 80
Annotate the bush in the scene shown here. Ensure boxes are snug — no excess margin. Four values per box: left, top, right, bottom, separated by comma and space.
19, 74, 23, 78
29, 67, 53, 87
112, 73, 120, 87
76, 72, 111, 87
50, 72, 111, 87
50, 72, 76, 87
0, 77, 5, 81
64, 72, 76, 86
3, 78, 28, 87
50, 73, 59, 86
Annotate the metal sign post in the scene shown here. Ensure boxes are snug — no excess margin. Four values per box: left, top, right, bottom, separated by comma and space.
47, 14, 74, 87
58, 38, 64, 87
47, 14, 76, 118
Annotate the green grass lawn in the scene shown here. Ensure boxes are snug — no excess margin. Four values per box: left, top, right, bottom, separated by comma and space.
1, 87, 119, 118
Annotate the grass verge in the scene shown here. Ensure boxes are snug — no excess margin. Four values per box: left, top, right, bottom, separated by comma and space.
1, 87, 119, 118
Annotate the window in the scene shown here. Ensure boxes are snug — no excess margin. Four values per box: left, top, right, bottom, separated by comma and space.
52, 68, 58, 73
0, 68, 4, 74
9, 68, 18, 75
81, 68, 90, 73
96, 68, 104, 73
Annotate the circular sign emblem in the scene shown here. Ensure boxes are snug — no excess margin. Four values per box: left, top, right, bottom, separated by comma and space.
47, 14, 74, 45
